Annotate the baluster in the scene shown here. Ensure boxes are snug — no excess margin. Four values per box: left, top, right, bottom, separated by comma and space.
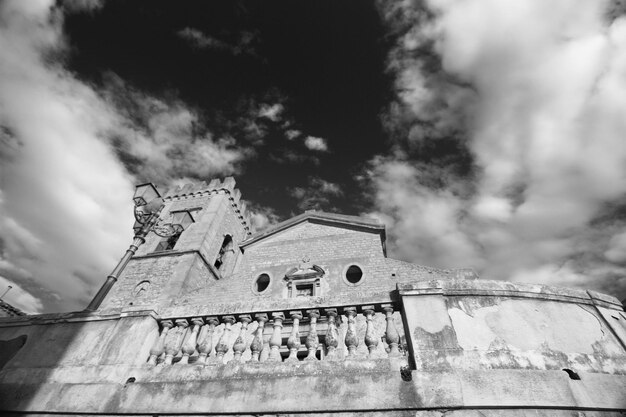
251, 313, 268, 361
164, 319, 188, 365
344, 307, 358, 357
268, 312, 285, 362
197, 317, 218, 365
362, 306, 379, 358
148, 320, 172, 365
233, 315, 252, 362
215, 316, 236, 364
179, 317, 202, 364
260, 340, 270, 362
305, 309, 320, 361
286, 311, 302, 362
324, 308, 339, 360
382, 304, 401, 357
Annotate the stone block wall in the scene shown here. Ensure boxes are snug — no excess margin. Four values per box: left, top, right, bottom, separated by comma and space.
100, 178, 250, 312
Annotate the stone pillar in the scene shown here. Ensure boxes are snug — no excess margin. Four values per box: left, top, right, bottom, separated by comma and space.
382, 304, 401, 357
286, 311, 302, 362
344, 307, 358, 357
363, 306, 379, 358
180, 317, 203, 364
148, 320, 172, 365
305, 309, 320, 361
197, 317, 218, 365
233, 314, 251, 362
324, 308, 339, 360
215, 316, 236, 364
251, 313, 268, 362
268, 312, 285, 362
164, 319, 188, 365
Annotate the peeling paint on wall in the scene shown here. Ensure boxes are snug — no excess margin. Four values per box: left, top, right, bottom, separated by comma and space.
449, 299, 605, 354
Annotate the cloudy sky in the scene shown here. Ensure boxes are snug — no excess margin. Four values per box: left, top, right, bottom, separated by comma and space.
1, 0, 626, 313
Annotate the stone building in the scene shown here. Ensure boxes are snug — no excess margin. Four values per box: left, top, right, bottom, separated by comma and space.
0, 177, 625, 416
0, 299, 25, 318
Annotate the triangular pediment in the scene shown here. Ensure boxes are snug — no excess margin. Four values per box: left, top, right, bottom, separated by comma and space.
240, 211, 386, 254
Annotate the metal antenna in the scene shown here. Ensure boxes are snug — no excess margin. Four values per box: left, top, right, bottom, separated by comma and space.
0, 285, 12, 300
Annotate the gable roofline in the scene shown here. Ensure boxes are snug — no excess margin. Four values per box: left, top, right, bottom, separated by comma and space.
240, 210, 387, 255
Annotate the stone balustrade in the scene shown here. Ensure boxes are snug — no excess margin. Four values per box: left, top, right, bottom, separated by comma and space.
147, 303, 406, 366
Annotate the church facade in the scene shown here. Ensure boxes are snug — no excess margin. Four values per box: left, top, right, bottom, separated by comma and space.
0, 177, 625, 416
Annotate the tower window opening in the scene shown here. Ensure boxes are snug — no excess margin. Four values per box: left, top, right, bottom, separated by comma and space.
214, 235, 233, 270
155, 233, 180, 252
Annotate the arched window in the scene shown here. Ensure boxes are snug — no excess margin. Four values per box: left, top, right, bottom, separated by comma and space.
214, 234, 234, 270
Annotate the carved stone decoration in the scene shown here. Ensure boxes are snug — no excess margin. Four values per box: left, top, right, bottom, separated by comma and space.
180, 317, 203, 364
382, 304, 401, 357
197, 317, 218, 365
344, 307, 358, 357
268, 312, 285, 362
250, 313, 268, 362
164, 319, 188, 365
148, 320, 172, 365
284, 258, 325, 298
132, 280, 151, 298
215, 316, 236, 364
233, 315, 251, 362
362, 306, 379, 358
305, 309, 320, 361
286, 311, 302, 362
324, 308, 339, 360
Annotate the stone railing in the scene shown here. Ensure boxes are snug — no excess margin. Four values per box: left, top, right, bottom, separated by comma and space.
147, 303, 406, 366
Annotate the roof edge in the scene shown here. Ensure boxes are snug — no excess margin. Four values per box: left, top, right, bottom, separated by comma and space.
241, 211, 386, 250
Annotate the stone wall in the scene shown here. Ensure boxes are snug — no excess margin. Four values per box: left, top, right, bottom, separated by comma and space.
0, 278, 624, 415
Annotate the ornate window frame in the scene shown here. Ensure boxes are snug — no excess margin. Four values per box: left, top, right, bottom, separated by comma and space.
284, 258, 325, 298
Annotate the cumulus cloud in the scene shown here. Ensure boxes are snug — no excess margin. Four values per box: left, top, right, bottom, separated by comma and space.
304, 136, 329, 152
291, 177, 343, 212
372, 0, 626, 299
247, 204, 281, 233
285, 129, 301, 140
258, 103, 284, 122
0, 1, 255, 312
0, 0, 134, 312
103, 74, 249, 184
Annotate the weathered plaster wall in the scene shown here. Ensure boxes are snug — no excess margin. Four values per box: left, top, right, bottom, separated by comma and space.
401, 280, 626, 375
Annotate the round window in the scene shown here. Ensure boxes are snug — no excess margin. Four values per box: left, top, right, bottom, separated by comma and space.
254, 273, 271, 293
345, 265, 363, 284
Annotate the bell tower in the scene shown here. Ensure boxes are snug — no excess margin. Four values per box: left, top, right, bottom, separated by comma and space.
99, 177, 250, 312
